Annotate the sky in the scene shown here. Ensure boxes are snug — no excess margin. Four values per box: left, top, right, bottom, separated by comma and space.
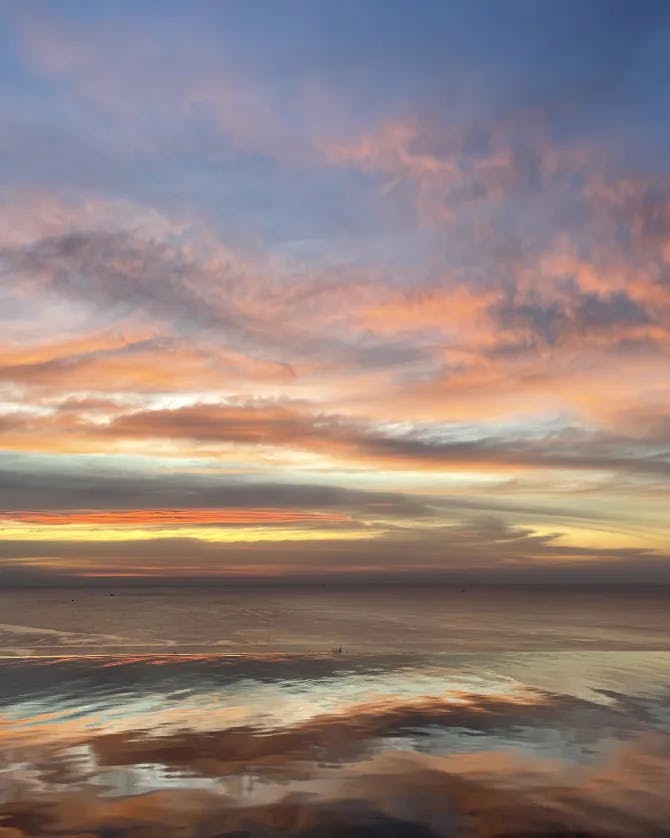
1, 0, 669, 585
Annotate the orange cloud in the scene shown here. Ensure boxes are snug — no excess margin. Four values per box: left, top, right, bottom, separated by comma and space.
0, 508, 350, 526
0, 336, 293, 393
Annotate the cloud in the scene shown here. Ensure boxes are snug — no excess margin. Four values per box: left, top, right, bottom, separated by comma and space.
0, 508, 351, 527
0, 515, 665, 585
0, 203, 447, 384
0, 332, 293, 393
491, 289, 653, 347
1, 228, 244, 332
1, 4, 669, 583
1, 398, 669, 480
94, 404, 670, 477
13, 10, 342, 164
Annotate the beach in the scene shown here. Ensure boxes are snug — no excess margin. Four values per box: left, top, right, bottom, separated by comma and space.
0, 586, 669, 836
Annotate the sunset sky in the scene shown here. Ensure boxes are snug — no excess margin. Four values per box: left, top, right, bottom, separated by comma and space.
1, 0, 669, 584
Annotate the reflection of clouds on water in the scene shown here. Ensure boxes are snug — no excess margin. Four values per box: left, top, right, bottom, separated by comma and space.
2, 737, 670, 836
0, 654, 669, 834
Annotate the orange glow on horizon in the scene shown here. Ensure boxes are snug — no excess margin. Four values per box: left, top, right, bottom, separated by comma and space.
0, 508, 351, 526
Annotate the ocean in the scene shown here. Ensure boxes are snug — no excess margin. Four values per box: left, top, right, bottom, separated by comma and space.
0, 585, 669, 836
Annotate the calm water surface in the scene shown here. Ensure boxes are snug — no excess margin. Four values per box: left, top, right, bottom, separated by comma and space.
1, 585, 669, 655
0, 586, 669, 836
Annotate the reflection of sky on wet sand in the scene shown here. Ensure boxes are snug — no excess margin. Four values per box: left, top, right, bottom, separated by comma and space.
1, 652, 670, 835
